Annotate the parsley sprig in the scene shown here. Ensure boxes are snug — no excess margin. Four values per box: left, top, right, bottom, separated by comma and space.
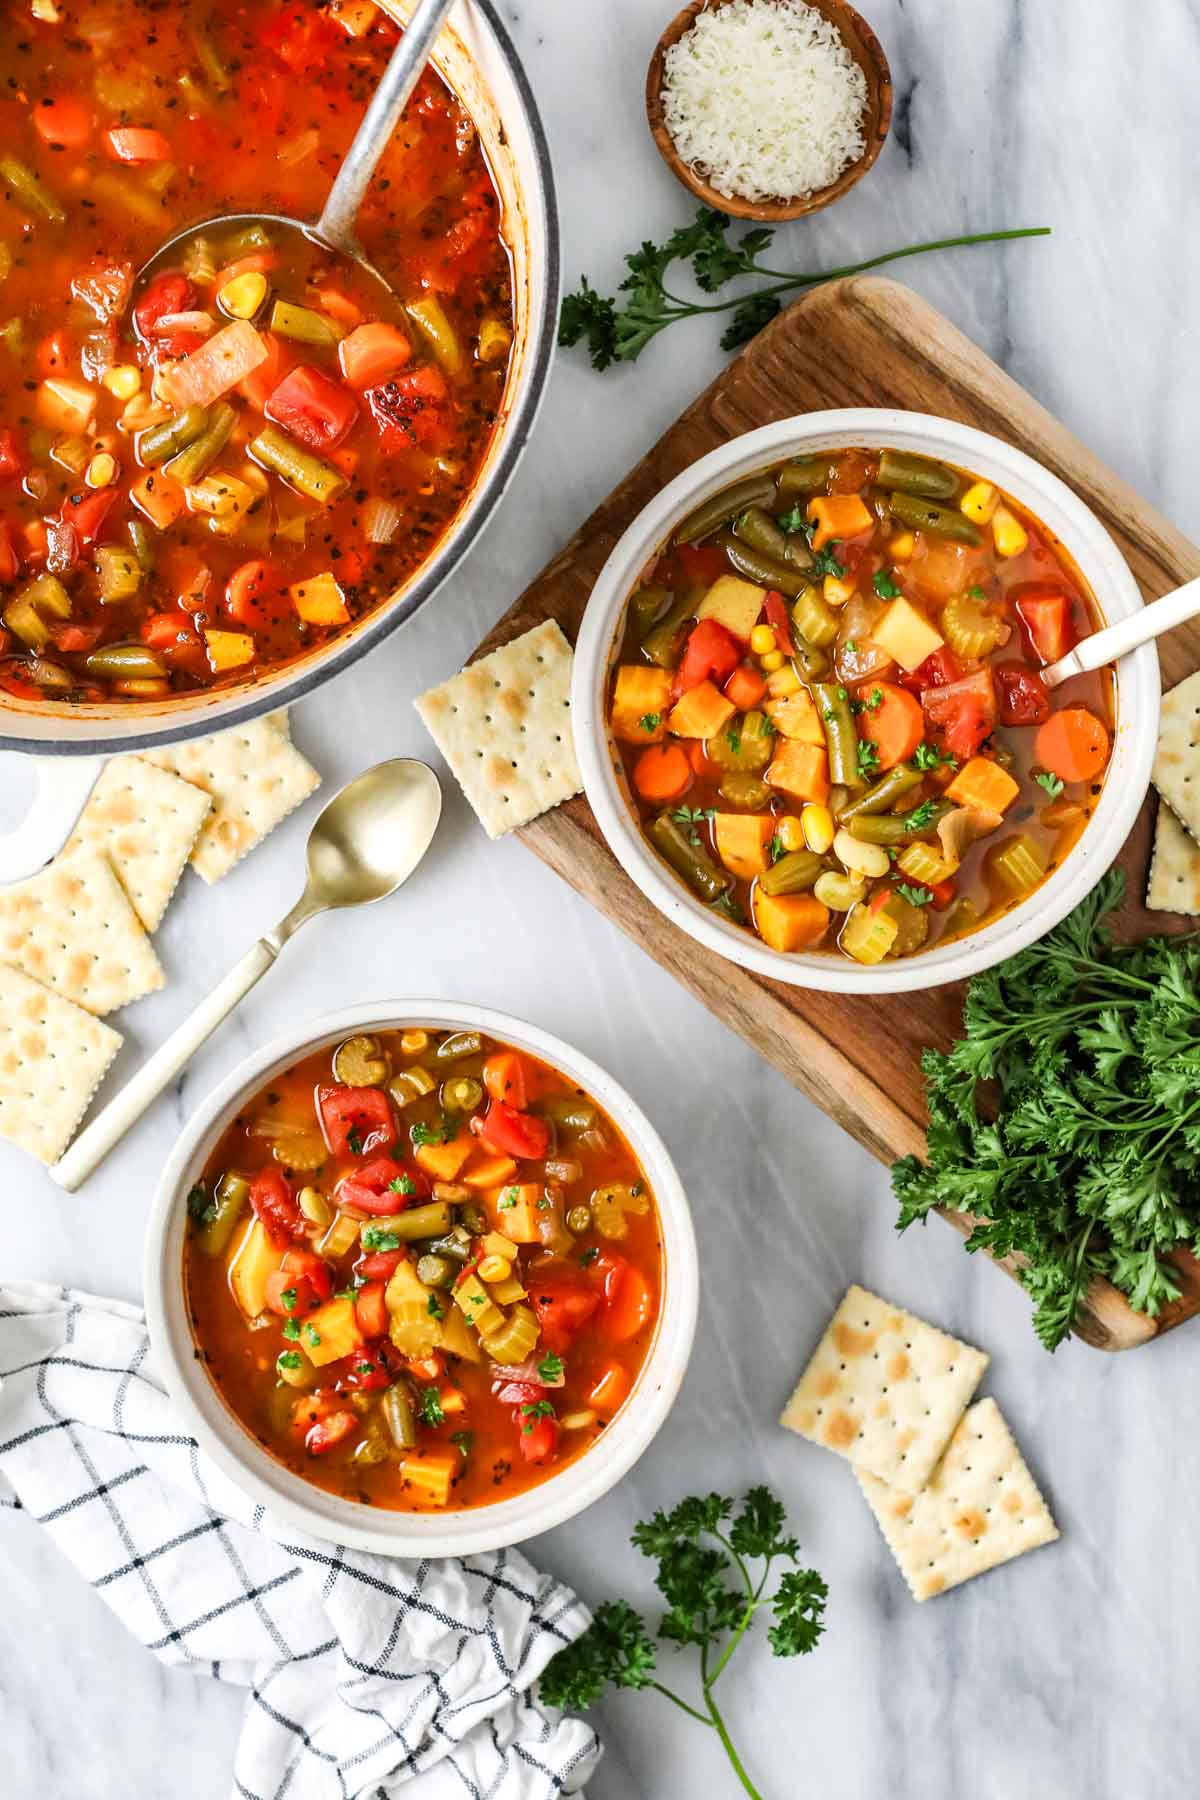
893, 869, 1200, 1349
540, 1488, 826, 1800
560, 211, 1050, 369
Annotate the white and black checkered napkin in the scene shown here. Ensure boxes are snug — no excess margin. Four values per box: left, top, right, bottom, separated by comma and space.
0, 1283, 601, 1799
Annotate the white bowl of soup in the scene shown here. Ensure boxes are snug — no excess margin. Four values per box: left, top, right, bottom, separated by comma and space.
144, 1001, 698, 1557
572, 411, 1158, 992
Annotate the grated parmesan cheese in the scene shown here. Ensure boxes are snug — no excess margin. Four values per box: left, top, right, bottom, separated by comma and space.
661, 0, 869, 203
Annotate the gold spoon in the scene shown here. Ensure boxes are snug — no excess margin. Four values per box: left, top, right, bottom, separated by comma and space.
51, 757, 442, 1192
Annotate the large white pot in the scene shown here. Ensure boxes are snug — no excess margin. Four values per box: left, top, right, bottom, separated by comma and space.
144, 1001, 699, 1558
573, 410, 1159, 994
0, 0, 558, 875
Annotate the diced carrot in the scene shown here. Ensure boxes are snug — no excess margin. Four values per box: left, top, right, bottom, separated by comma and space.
856, 681, 924, 772
1034, 707, 1111, 785
633, 742, 692, 804
338, 321, 412, 389
713, 812, 773, 881
327, 444, 358, 477
106, 127, 171, 163
482, 1051, 527, 1110
130, 470, 186, 529
437, 1384, 468, 1415
765, 739, 830, 805
160, 320, 268, 410
723, 664, 767, 710
666, 678, 736, 740
414, 1126, 475, 1182
689, 740, 716, 776
598, 1263, 654, 1345
21, 519, 47, 560
944, 754, 1021, 815
753, 890, 831, 953
462, 1151, 519, 1191
33, 97, 92, 150
588, 1361, 631, 1417
610, 663, 671, 743
806, 495, 873, 549
314, 286, 363, 328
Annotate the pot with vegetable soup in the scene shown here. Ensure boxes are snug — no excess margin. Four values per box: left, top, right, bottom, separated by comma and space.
573, 412, 1158, 993
145, 1003, 698, 1556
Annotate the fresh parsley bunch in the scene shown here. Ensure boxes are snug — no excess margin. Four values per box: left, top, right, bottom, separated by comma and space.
559, 209, 1050, 369
540, 1487, 826, 1799
893, 868, 1200, 1349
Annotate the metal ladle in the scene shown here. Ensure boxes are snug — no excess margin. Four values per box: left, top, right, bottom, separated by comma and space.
51, 757, 442, 1191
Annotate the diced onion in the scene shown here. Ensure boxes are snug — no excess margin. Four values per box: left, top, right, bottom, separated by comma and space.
363, 496, 401, 544
490, 1361, 565, 1390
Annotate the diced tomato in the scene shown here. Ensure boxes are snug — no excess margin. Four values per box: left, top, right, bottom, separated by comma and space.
0, 520, 19, 583
58, 488, 116, 551
477, 1101, 550, 1162
530, 1283, 600, 1355
281, 1245, 333, 1301
265, 364, 358, 452
994, 661, 1051, 726
482, 1050, 527, 1111
224, 559, 289, 629
673, 618, 742, 695
106, 126, 171, 163
36, 329, 74, 379
249, 1168, 305, 1246
591, 1251, 654, 1344
358, 1248, 403, 1282
928, 879, 957, 910
141, 611, 200, 652
338, 322, 411, 389
317, 1084, 395, 1158
1015, 586, 1074, 665
495, 1380, 544, 1407
364, 365, 449, 454
49, 622, 104, 654
133, 272, 195, 342
33, 96, 92, 149
354, 1280, 388, 1340
338, 1153, 426, 1215
265, 1267, 321, 1316
261, 5, 341, 74
921, 668, 997, 763
305, 1410, 358, 1456
334, 1353, 390, 1393
899, 645, 963, 695
0, 431, 24, 486
516, 1411, 559, 1465
169, 558, 214, 615
763, 591, 793, 654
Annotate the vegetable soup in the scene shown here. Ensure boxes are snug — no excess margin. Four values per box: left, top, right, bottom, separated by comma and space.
0, 0, 512, 703
184, 1027, 662, 1512
608, 447, 1115, 964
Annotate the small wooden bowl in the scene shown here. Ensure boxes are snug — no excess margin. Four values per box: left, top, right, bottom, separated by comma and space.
646, 0, 893, 222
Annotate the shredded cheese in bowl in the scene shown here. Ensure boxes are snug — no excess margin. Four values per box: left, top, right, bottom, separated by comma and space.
661, 0, 869, 203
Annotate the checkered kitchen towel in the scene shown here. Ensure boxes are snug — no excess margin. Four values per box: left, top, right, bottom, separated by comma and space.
0, 1283, 600, 1799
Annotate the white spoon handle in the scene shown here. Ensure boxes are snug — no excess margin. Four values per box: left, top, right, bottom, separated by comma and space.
1041, 576, 1200, 688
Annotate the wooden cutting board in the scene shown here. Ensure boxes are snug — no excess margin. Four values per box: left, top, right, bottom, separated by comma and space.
472, 276, 1200, 1350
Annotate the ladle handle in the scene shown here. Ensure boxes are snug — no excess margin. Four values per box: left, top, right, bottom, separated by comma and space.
316, 0, 459, 252
51, 936, 280, 1192
1041, 575, 1200, 688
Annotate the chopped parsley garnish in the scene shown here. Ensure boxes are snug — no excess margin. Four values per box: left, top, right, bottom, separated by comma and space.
411, 1116, 456, 1148
276, 1351, 303, 1373
361, 1226, 401, 1252
346, 1128, 363, 1156
580, 1247, 599, 1267
520, 1399, 556, 1432
843, 639, 859, 654
903, 799, 938, 832
280, 1286, 298, 1314
388, 1173, 417, 1196
335, 1285, 360, 1300
356, 1362, 375, 1377
427, 1293, 444, 1319
303, 1325, 321, 1347
967, 583, 986, 599
538, 1353, 565, 1383
768, 834, 784, 864
498, 1187, 518, 1210
855, 738, 880, 780
811, 542, 845, 579
864, 687, 884, 712
776, 502, 807, 535
725, 725, 742, 755
711, 891, 745, 924
186, 1183, 216, 1226
873, 568, 902, 599
1034, 770, 1065, 798
451, 1430, 474, 1459
281, 1319, 301, 1342
638, 712, 662, 733
911, 741, 957, 772
420, 1387, 445, 1427
670, 805, 715, 846
895, 882, 934, 908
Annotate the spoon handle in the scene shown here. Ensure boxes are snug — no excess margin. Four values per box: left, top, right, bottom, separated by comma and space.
51, 937, 281, 1192
1041, 575, 1200, 688
316, 0, 459, 252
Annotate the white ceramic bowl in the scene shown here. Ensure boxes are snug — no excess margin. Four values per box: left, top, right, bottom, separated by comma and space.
144, 1001, 697, 1558
573, 409, 1159, 994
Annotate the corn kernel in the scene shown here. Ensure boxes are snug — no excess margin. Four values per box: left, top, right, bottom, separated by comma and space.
776, 815, 805, 852
760, 649, 785, 672
992, 505, 1028, 558
888, 530, 915, 560
801, 803, 835, 854
765, 663, 801, 698
102, 363, 142, 401
219, 270, 269, 320
749, 623, 776, 655
399, 1029, 429, 1054
960, 480, 998, 523
477, 1255, 510, 1284
85, 452, 117, 488
823, 573, 856, 607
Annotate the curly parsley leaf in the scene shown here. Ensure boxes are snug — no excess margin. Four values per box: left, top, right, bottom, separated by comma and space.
1034, 769, 1065, 798
895, 882, 934, 908
873, 568, 902, 599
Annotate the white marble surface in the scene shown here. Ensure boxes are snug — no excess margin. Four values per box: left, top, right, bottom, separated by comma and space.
3, 1, 1200, 1795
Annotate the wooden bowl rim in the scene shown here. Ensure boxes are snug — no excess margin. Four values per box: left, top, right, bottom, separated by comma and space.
645, 0, 894, 222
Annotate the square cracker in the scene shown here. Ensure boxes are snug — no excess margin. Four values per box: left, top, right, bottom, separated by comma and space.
856, 1397, 1059, 1601
414, 620, 582, 839
141, 715, 320, 883
780, 1284, 988, 1492
0, 850, 164, 1016
65, 755, 212, 932
1146, 800, 1200, 914
1152, 670, 1200, 839
0, 965, 122, 1164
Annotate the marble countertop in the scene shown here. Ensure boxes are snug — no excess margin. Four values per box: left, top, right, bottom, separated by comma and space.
4, 1, 1200, 1795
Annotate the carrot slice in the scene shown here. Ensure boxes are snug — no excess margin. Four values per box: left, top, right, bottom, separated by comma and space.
1034, 706, 1110, 784
34, 98, 92, 150
106, 126, 171, 163
723, 664, 767, 710
633, 743, 692, 804
855, 681, 924, 771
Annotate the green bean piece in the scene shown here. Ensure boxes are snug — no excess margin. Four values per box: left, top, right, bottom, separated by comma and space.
838, 765, 923, 821
878, 450, 959, 501
791, 585, 838, 648
847, 800, 952, 845
435, 1031, 484, 1062
83, 643, 167, 680
384, 1201, 455, 1242
0, 156, 65, 223
566, 1205, 592, 1235
718, 772, 772, 809
198, 1173, 250, 1257
714, 530, 808, 598
424, 1227, 476, 1264
459, 1202, 488, 1236
673, 476, 776, 546
758, 850, 823, 897
640, 592, 696, 668
443, 1075, 483, 1113
733, 505, 789, 561
648, 812, 730, 903
415, 1254, 455, 1289
249, 425, 346, 506
127, 518, 156, 572
270, 298, 343, 345
628, 585, 671, 636
383, 1381, 418, 1451
775, 456, 835, 498
165, 402, 236, 488
814, 683, 863, 790
541, 1097, 599, 1132
790, 639, 828, 681
404, 295, 462, 375
888, 492, 982, 545
138, 405, 210, 468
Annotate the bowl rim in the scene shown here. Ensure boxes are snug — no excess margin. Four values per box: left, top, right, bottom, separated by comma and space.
143, 999, 699, 1558
571, 407, 1160, 994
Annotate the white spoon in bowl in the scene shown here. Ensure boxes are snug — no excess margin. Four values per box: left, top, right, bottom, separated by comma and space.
1041, 575, 1200, 688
